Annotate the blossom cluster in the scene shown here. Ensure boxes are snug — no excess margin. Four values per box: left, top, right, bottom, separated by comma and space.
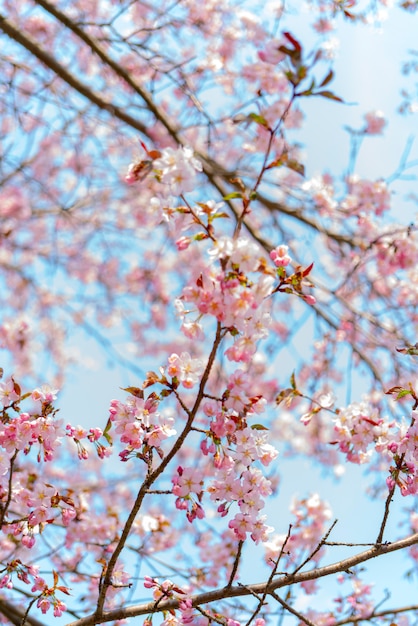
0, 561, 68, 617
142, 575, 266, 626
332, 400, 418, 496
332, 400, 394, 465
109, 392, 177, 461
2, 0, 418, 622
125, 146, 202, 195
177, 236, 275, 363
169, 357, 279, 537
0, 399, 63, 467
387, 409, 418, 496
343, 176, 391, 216
166, 351, 205, 388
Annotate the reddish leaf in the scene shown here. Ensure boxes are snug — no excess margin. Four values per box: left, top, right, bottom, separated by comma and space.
283, 31, 302, 51
385, 386, 404, 394
302, 262, 314, 277
12, 378, 21, 397
121, 386, 144, 399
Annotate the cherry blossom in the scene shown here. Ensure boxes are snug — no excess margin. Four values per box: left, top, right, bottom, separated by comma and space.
0, 1, 415, 625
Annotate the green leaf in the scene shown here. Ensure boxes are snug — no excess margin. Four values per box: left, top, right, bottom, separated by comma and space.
212, 212, 230, 219
275, 386, 301, 406
251, 423, 269, 430
285, 70, 298, 86
248, 112, 269, 127
290, 370, 297, 390
223, 192, 243, 200
194, 232, 208, 241
297, 78, 315, 97
397, 389, 412, 399
103, 419, 113, 445
385, 386, 412, 400
286, 159, 305, 176
396, 343, 418, 355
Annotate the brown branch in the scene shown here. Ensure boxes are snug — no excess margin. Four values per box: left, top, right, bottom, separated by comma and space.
227, 540, 244, 588
291, 519, 338, 576
66, 532, 418, 626
269, 590, 319, 626
95, 323, 224, 616
31, 0, 181, 145
0, 597, 46, 626
244, 526, 293, 626
333, 604, 418, 626
0, 451, 18, 528
0, 13, 148, 136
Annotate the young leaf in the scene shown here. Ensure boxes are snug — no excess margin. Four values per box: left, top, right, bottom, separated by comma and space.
283, 31, 302, 51
121, 386, 144, 398
286, 159, 305, 176
319, 69, 334, 87
397, 389, 412, 399
223, 192, 243, 200
316, 90, 344, 103
302, 262, 314, 277
248, 112, 270, 128
290, 370, 297, 390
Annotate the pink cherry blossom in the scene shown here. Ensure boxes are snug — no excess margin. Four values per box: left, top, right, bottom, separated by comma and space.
364, 110, 386, 134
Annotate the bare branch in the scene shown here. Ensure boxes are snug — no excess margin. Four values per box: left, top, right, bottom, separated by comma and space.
270, 590, 319, 626
0, 597, 46, 626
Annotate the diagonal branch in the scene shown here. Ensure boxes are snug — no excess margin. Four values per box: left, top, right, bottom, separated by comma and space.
31, 0, 181, 145
269, 590, 318, 626
0, 13, 148, 136
95, 323, 224, 616
0, 597, 46, 626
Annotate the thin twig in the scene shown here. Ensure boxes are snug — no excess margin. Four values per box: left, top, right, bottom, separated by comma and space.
269, 590, 319, 626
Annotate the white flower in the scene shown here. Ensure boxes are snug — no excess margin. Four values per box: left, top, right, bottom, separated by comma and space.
154, 147, 202, 195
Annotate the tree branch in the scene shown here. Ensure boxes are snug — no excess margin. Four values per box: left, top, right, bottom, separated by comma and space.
66, 532, 418, 626
0, 13, 148, 136
0, 597, 46, 626
31, 0, 181, 145
95, 323, 224, 616
269, 590, 318, 626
